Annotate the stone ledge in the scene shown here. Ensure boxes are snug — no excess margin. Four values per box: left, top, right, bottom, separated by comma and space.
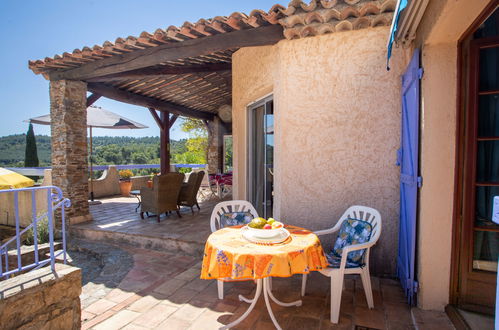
0, 264, 82, 329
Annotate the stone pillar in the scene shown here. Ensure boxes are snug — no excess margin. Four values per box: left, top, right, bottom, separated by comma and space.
50, 80, 91, 224
206, 117, 226, 174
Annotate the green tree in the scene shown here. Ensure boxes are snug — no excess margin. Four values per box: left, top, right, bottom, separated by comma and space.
178, 118, 208, 164
24, 124, 39, 168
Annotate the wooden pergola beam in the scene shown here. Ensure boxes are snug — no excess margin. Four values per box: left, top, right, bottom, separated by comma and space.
86, 63, 231, 82
86, 93, 101, 106
169, 114, 179, 128
87, 82, 214, 121
148, 108, 163, 131
49, 25, 284, 81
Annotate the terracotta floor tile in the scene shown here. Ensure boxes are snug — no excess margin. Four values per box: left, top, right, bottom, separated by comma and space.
411, 308, 455, 330
352, 306, 386, 329
127, 295, 163, 313
284, 315, 321, 330
156, 316, 193, 330
384, 301, 413, 327
188, 278, 213, 292
106, 288, 137, 303
169, 302, 208, 322
84, 298, 117, 315
319, 314, 354, 330
81, 310, 95, 323
188, 308, 229, 329
121, 323, 150, 330
152, 278, 187, 296
93, 310, 141, 330
131, 304, 177, 328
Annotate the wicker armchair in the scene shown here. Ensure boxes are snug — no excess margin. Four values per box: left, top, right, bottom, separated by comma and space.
178, 171, 205, 213
140, 172, 185, 222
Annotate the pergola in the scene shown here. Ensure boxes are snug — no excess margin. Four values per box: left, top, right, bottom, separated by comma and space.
29, 6, 286, 222
28, 1, 395, 223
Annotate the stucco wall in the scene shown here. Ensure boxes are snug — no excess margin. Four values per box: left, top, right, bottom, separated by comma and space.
233, 27, 407, 276
232, 45, 277, 200
409, 0, 490, 311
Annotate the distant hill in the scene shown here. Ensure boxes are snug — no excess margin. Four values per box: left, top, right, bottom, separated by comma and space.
0, 135, 188, 167
0, 135, 51, 167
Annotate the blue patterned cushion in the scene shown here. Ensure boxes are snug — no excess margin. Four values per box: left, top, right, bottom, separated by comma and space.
220, 212, 253, 227
326, 251, 363, 268
329, 218, 372, 268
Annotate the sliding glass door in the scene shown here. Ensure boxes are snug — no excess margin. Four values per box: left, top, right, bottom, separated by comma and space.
248, 97, 274, 218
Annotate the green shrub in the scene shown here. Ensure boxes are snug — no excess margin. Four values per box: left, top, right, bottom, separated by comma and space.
25, 214, 50, 245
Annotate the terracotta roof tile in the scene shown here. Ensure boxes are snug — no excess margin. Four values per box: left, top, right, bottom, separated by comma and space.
29, 1, 394, 76
280, 0, 396, 39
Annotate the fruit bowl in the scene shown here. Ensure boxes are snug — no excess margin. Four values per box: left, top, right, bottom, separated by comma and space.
245, 226, 284, 238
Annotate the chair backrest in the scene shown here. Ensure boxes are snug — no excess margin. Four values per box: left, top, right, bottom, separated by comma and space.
210, 200, 259, 232
194, 171, 205, 194
154, 172, 185, 207
336, 205, 382, 245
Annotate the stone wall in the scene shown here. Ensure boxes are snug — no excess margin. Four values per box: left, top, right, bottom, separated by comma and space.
90, 165, 121, 198
50, 80, 91, 224
207, 116, 227, 174
0, 264, 81, 329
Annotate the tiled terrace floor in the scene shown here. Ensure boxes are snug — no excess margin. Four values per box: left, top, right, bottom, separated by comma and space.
75, 196, 455, 329
72, 195, 224, 256
78, 242, 455, 330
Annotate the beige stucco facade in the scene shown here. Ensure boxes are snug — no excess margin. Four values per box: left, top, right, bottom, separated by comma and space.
233, 26, 408, 276
409, 0, 491, 311
232, 0, 495, 311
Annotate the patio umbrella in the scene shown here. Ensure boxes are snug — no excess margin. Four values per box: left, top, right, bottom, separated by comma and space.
26, 105, 148, 201
0, 168, 35, 190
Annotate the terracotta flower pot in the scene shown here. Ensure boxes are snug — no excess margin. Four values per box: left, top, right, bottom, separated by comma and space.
119, 180, 132, 197
147, 180, 153, 188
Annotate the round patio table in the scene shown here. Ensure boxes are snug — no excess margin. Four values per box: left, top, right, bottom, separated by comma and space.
201, 225, 328, 330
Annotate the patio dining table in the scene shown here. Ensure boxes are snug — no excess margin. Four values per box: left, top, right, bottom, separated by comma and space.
201, 225, 328, 330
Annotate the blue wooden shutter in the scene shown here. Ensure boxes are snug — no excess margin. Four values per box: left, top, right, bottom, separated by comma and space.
397, 49, 422, 306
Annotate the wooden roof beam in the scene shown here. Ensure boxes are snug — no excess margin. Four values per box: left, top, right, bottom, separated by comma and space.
88, 82, 214, 121
49, 25, 284, 81
86, 63, 231, 83
86, 93, 101, 106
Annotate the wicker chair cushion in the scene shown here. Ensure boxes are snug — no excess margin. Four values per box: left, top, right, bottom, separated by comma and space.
330, 218, 372, 267
220, 212, 253, 228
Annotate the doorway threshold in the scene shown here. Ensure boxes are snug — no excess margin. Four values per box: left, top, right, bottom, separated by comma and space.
446, 305, 494, 330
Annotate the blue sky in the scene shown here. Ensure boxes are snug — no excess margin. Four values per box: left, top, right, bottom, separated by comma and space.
0, 0, 281, 140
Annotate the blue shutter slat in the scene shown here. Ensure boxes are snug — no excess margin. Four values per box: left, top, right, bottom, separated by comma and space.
397, 49, 421, 306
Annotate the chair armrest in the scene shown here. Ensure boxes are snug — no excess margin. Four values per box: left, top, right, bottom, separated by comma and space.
335, 241, 375, 271
314, 227, 340, 236
342, 241, 375, 254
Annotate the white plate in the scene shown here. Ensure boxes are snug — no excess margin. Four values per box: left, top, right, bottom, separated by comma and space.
241, 227, 290, 244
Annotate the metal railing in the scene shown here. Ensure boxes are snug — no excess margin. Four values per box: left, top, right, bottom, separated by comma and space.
6, 164, 206, 177
0, 186, 70, 279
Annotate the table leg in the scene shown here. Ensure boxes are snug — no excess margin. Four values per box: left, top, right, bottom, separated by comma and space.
132, 194, 141, 212
222, 277, 302, 330
220, 279, 262, 330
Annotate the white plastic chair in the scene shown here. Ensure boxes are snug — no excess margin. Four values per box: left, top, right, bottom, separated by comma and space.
301, 205, 382, 324
210, 200, 259, 299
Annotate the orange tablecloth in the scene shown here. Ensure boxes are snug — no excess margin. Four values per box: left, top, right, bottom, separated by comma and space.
201, 225, 328, 280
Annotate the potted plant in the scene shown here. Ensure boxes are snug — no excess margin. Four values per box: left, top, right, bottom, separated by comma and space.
119, 169, 134, 197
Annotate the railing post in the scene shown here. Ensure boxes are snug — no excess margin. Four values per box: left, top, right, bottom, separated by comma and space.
14, 191, 21, 271
31, 189, 39, 265
46, 189, 55, 272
